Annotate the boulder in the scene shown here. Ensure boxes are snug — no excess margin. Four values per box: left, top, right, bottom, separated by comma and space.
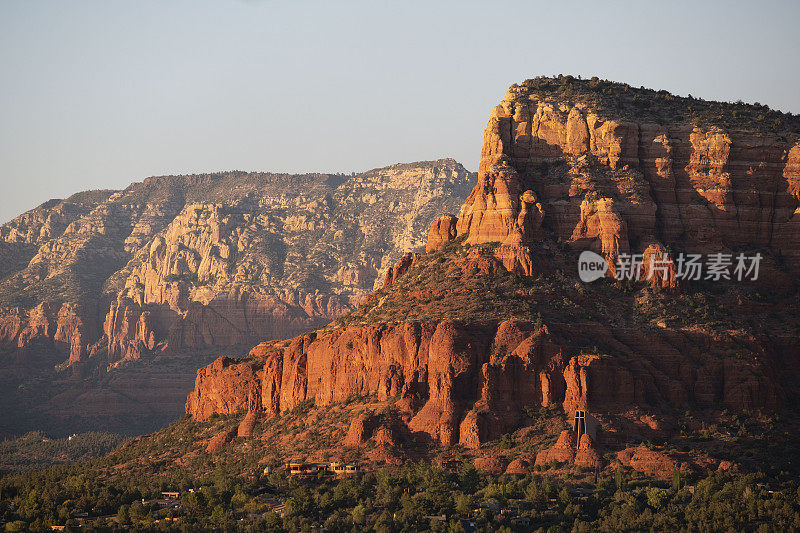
473, 456, 507, 475
425, 214, 458, 252
535, 430, 577, 465
206, 428, 237, 453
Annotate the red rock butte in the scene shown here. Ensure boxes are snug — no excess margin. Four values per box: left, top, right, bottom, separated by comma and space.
456, 77, 800, 278
186, 76, 800, 452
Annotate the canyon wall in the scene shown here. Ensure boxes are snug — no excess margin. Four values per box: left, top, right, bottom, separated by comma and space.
0, 160, 473, 368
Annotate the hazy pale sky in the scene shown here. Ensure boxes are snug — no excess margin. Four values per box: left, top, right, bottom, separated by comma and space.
1, 0, 798, 223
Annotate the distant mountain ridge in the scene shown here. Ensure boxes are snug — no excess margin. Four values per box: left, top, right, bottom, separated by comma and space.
0, 159, 475, 437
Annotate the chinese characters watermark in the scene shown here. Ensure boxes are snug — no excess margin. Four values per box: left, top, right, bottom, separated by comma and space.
578, 251, 762, 282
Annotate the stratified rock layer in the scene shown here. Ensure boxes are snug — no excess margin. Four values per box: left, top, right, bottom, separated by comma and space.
186, 319, 783, 446
0, 160, 474, 437
186, 78, 800, 452
458, 81, 800, 275
0, 160, 473, 368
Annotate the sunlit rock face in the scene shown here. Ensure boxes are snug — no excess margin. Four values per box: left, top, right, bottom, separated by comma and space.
187, 77, 800, 450
457, 80, 800, 277
188, 318, 784, 447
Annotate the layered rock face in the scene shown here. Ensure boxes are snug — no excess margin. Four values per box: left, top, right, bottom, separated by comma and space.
186, 318, 783, 447
456, 79, 800, 276
0, 160, 472, 366
186, 78, 800, 454
0, 160, 474, 437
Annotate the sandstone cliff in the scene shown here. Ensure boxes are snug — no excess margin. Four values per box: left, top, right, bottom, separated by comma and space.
457, 76, 800, 278
187, 271, 790, 448
186, 77, 800, 456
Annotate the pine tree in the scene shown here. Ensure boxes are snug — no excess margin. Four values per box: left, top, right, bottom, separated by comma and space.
615, 468, 626, 491
672, 469, 681, 492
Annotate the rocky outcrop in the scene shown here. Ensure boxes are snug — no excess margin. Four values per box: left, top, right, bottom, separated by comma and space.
184, 78, 800, 459
344, 412, 380, 447
558, 324, 783, 414
473, 456, 507, 475
55, 303, 99, 363
505, 457, 532, 475
185, 356, 263, 422
0, 302, 98, 364
102, 159, 473, 364
206, 428, 237, 453
535, 430, 577, 465
344, 410, 406, 447
534, 431, 601, 468
639, 241, 682, 290
574, 434, 602, 468
570, 198, 630, 277
103, 298, 157, 362
187, 317, 783, 447
0, 160, 474, 367
616, 446, 681, 479
237, 411, 261, 437
0, 191, 114, 245
455, 79, 800, 278
382, 253, 421, 288
425, 215, 458, 253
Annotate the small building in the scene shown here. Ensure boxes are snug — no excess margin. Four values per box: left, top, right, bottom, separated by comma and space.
288, 462, 311, 475
438, 458, 462, 472
571, 410, 599, 440
569, 487, 595, 497
161, 491, 180, 499
475, 501, 500, 512
338, 463, 360, 476
271, 502, 287, 517
328, 461, 347, 475
288, 461, 360, 476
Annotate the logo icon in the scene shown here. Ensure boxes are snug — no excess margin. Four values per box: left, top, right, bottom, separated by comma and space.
578, 250, 608, 282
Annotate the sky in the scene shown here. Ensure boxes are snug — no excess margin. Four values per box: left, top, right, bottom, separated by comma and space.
1, 0, 798, 223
